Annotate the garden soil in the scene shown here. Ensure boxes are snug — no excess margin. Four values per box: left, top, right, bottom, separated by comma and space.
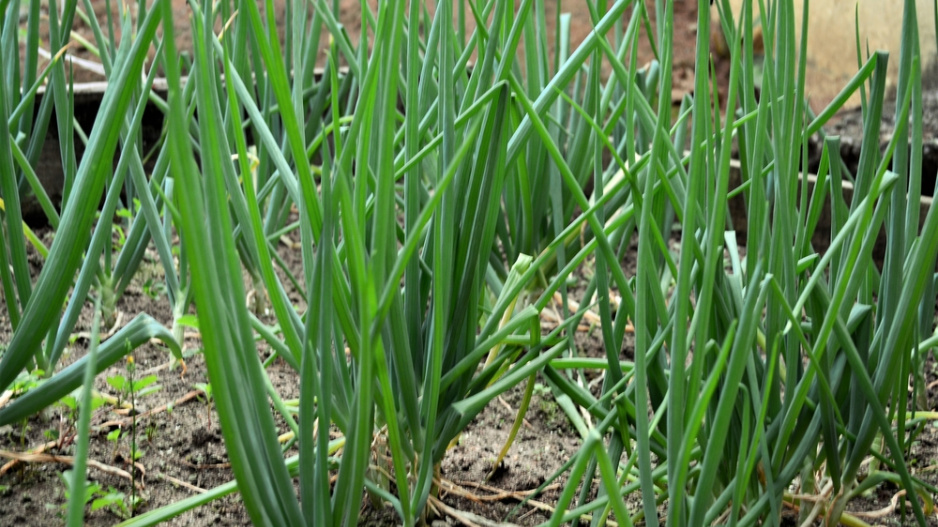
4, 1, 938, 526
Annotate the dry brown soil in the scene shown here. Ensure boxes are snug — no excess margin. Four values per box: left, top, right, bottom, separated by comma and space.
3, 1, 938, 526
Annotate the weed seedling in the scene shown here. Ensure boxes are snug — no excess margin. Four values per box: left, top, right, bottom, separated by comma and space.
103, 353, 159, 511
193, 382, 213, 429
10, 369, 45, 446
59, 469, 141, 521
55, 470, 100, 520
56, 393, 106, 450
91, 487, 136, 519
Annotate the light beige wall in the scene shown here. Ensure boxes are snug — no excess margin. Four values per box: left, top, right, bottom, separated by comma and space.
716, 1, 937, 111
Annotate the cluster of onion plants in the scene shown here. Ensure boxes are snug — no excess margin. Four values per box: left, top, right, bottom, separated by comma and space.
551, 1, 938, 526
0, 0, 183, 411
0, 0, 936, 525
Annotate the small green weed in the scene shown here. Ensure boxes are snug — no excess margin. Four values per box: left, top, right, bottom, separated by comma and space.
56, 470, 142, 520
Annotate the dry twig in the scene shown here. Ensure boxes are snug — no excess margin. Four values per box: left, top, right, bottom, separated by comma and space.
95, 388, 205, 430
0, 450, 144, 489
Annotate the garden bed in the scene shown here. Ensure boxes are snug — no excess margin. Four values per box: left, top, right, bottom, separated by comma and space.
3, 0, 938, 526
3, 227, 938, 526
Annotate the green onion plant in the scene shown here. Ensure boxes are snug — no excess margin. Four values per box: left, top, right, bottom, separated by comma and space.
1, 0, 936, 525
